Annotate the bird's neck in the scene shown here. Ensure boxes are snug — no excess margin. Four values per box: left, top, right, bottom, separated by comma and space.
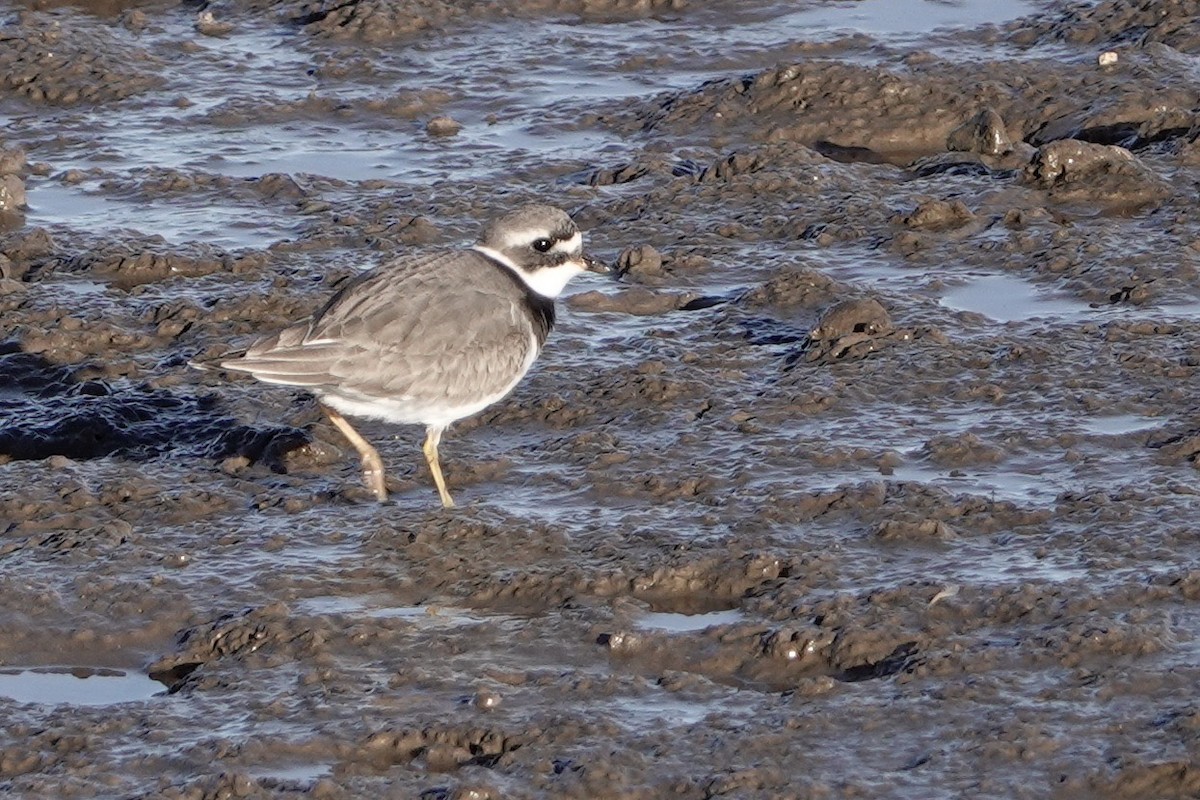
472, 245, 583, 299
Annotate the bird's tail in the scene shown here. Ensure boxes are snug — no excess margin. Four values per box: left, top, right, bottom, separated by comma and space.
186, 349, 247, 373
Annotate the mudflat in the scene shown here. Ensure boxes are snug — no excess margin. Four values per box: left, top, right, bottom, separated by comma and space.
2, 0, 1200, 797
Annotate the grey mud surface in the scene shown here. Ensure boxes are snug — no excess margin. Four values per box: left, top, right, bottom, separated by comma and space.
3, 0, 1200, 797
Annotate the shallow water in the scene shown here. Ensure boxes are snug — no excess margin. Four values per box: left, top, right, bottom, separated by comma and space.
0, 668, 163, 706
635, 609, 746, 632
939, 273, 1093, 321
3, 0, 1200, 797
17, 0, 1041, 245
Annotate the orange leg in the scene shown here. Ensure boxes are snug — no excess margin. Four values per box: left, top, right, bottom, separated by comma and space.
422, 426, 454, 508
321, 405, 388, 502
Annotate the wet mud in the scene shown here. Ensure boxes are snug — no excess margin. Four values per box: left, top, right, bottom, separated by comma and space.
3, 0, 1200, 797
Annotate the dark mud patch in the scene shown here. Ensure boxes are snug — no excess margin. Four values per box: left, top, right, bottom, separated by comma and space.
1008, 0, 1200, 52
0, 344, 305, 465
606, 50, 1198, 183
0, 9, 163, 104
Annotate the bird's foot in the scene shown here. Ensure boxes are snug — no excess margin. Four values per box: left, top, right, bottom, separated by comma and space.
361, 461, 388, 503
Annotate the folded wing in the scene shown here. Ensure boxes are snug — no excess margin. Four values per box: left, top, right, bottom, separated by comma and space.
220, 250, 538, 410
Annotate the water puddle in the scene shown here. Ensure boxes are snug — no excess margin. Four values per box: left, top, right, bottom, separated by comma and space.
294, 595, 491, 627
954, 545, 1095, 586
939, 274, 1200, 323
609, 693, 714, 727
36, 276, 108, 297
292, 595, 372, 615
1079, 414, 1161, 436
769, 0, 1036, 37
367, 604, 485, 624
940, 274, 1092, 322
0, 667, 164, 706
635, 609, 746, 632
26, 178, 298, 250
888, 462, 1064, 505
250, 763, 332, 783
648, 0, 1039, 69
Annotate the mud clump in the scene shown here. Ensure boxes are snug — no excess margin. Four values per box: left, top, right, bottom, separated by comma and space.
1008, 0, 1200, 52
0, 146, 27, 215
568, 286, 701, 315
873, 518, 957, 542
620, 50, 1198, 168
426, 115, 463, 136
67, 248, 234, 290
615, 243, 664, 278
0, 227, 54, 281
802, 297, 905, 364
295, 0, 467, 41
920, 432, 1006, 467
0, 12, 163, 104
1023, 139, 1170, 208
896, 199, 975, 231
148, 603, 313, 692
947, 107, 1016, 157
741, 266, 842, 310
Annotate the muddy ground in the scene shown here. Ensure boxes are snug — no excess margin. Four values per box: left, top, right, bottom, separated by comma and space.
2, 0, 1200, 797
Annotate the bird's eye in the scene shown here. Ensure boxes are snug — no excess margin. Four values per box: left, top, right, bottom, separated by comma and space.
532, 238, 553, 253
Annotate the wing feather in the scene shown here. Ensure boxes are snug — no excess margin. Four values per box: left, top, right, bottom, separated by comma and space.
220, 249, 540, 409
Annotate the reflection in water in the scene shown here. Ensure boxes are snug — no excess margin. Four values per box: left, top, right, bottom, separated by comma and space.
635, 609, 745, 632
248, 763, 332, 783
939, 274, 1092, 322
1080, 414, 1160, 436
0, 667, 164, 706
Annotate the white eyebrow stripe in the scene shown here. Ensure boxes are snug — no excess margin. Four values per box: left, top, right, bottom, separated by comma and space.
551, 231, 582, 255
497, 227, 554, 249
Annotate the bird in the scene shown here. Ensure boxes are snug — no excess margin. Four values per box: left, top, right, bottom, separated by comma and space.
212, 204, 610, 507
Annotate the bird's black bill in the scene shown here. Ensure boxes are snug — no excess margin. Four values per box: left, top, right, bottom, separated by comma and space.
581, 253, 613, 274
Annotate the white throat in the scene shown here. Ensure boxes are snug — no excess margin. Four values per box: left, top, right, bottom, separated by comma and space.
473, 245, 585, 299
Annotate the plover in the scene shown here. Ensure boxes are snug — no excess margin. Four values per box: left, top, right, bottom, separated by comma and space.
215, 204, 609, 507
